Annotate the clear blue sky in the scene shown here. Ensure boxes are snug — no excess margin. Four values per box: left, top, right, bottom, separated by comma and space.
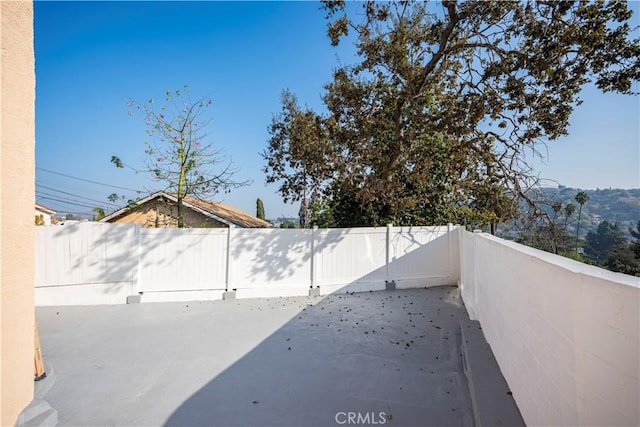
35, 1, 639, 219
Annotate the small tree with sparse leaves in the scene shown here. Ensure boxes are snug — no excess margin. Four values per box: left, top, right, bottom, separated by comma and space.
112, 86, 248, 227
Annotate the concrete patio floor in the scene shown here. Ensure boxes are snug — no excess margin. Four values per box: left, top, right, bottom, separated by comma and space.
36, 286, 521, 426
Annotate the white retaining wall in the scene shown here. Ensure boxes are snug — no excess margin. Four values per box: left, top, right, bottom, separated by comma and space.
35, 223, 456, 305
458, 229, 639, 427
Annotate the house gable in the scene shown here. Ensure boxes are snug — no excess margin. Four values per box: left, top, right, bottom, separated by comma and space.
101, 192, 269, 228
106, 197, 227, 228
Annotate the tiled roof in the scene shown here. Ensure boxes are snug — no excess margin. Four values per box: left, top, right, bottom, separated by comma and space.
177, 194, 270, 228
100, 191, 270, 228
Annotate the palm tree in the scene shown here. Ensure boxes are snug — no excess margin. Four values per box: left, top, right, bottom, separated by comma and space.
562, 202, 577, 252
575, 191, 589, 252
550, 201, 563, 254
92, 206, 106, 221
563, 203, 576, 232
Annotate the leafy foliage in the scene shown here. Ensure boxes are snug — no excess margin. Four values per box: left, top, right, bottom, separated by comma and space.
607, 242, 640, 276
279, 219, 299, 229
256, 198, 266, 220
631, 221, 640, 258
92, 206, 106, 221
584, 220, 626, 263
582, 219, 640, 276
263, 1, 639, 227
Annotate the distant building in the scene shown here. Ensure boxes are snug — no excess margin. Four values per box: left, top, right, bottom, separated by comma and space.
100, 191, 270, 228
35, 203, 56, 226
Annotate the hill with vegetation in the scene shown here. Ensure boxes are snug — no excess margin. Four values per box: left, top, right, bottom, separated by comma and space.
539, 186, 640, 238
511, 186, 639, 276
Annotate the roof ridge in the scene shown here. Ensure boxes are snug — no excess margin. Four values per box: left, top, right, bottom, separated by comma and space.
102, 191, 270, 228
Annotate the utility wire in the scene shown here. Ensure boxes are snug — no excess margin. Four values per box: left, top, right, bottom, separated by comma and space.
36, 167, 143, 193
36, 184, 121, 208
36, 191, 107, 210
36, 195, 97, 210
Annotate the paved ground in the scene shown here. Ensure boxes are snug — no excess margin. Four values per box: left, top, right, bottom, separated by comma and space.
36, 287, 500, 426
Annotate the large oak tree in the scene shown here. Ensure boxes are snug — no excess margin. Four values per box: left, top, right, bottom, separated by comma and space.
263, 0, 639, 228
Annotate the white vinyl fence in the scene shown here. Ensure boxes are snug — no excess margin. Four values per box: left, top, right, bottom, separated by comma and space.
35, 223, 458, 305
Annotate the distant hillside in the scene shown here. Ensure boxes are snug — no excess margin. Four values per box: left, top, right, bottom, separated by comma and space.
539, 186, 640, 237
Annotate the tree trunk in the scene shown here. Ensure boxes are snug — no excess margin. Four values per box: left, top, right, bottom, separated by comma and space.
177, 197, 184, 228
575, 206, 583, 253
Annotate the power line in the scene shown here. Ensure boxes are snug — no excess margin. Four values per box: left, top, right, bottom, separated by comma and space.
36, 167, 143, 193
36, 195, 99, 210
36, 191, 106, 210
36, 183, 121, 208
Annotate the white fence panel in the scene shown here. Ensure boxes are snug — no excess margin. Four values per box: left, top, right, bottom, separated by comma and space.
388, 226, 450, 287
35, 223, 138, 305
315, 227, 387, 291
35, 223, 459, 305
229, 229, 312, 297
138, 228, 227, 293
36, 222, 137, 286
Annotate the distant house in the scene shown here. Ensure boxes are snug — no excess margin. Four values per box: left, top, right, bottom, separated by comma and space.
35, 203, 56, 226
100, 191, 270, 228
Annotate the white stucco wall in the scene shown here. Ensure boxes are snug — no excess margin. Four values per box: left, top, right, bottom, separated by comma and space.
0, 1, 36, 425
459, 229, 639, 426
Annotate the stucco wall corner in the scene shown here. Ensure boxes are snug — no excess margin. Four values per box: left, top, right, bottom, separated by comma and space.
1, 1, 36, 425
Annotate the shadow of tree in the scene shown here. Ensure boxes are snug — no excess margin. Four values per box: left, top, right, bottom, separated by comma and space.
229, 228, 351, 289
162, 286, 473, 427
36, 223, 213, 301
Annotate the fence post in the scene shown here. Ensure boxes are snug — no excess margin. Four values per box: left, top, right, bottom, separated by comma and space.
225, 225, 234, 291
386, 224, 393, 287
135, 224, 142, 295
311, 226, 318, 288
447, 223, 453, 284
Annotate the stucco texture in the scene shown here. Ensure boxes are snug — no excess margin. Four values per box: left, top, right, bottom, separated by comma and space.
0, 1, 36, 425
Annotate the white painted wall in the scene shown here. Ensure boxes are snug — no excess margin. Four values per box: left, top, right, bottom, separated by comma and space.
35, 223, 457, 304
458, 229, 639, 427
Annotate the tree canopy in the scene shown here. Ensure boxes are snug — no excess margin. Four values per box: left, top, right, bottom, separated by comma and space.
584, 219, 626, 263
263, 1, 639, 227
584, 219, 640, 276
